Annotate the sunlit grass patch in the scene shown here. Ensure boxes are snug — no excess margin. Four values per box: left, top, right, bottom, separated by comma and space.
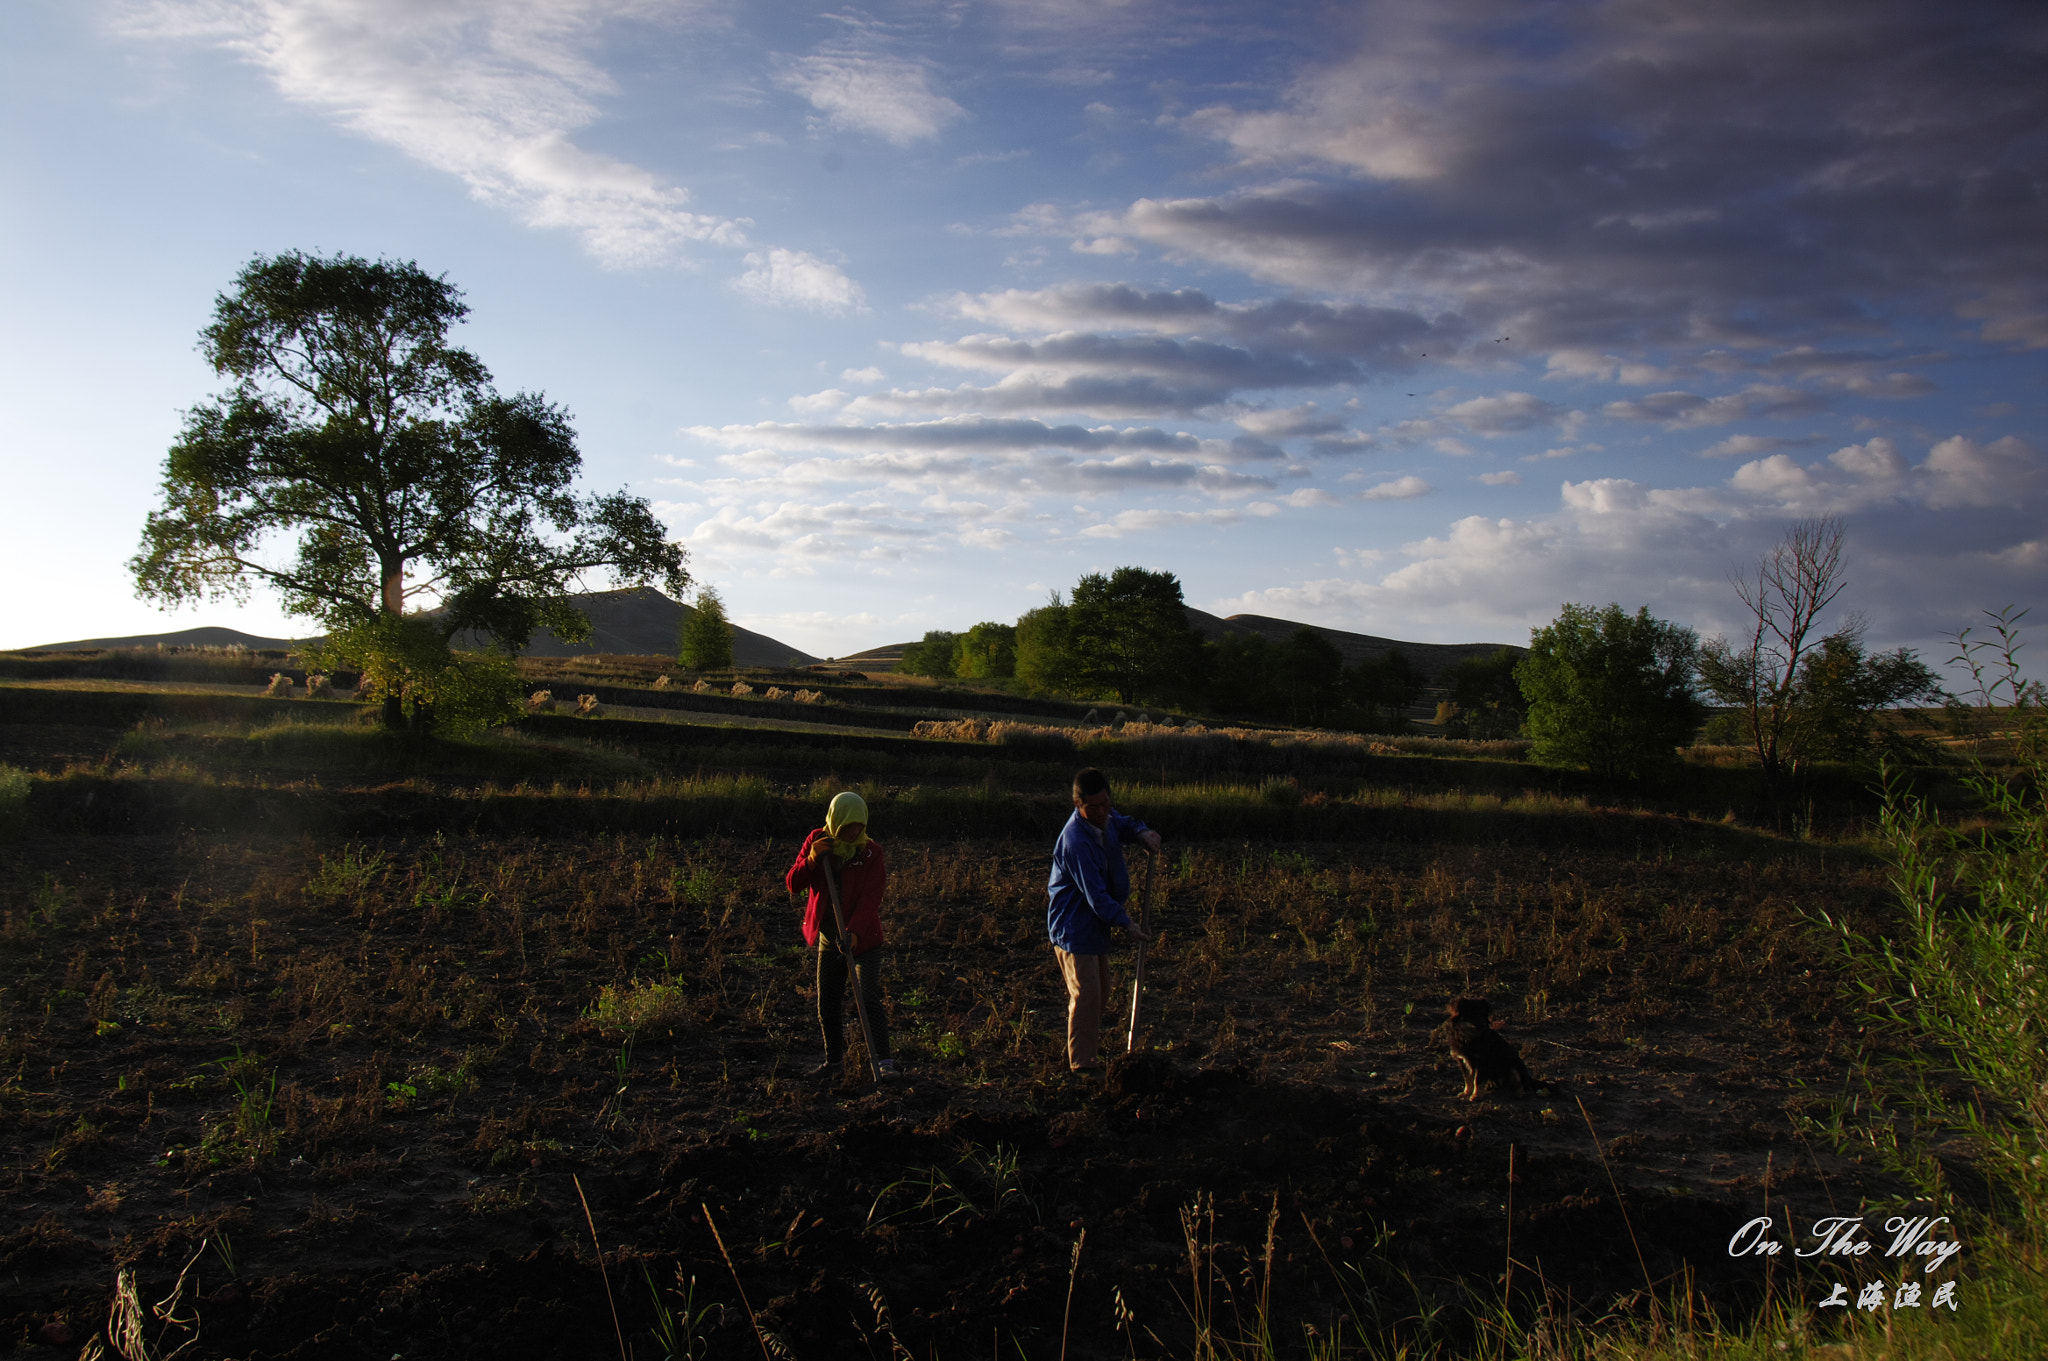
0, 762, 31, 838
589, 977, 691, 1036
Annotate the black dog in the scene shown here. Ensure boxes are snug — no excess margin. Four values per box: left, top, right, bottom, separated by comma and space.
1443, 997, 1550, 1100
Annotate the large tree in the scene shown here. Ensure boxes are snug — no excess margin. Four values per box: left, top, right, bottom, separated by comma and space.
131, 252, 686, 716
1517, 602, 1704, 780
1065, 567, 1209, 705
954, 621, 1018, 680
1013, 595, 1075, 695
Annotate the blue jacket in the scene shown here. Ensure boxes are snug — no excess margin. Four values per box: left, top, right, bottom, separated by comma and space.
1047, 807, 1152, 954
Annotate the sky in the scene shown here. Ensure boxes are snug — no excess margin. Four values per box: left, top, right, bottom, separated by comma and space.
2, 0, 2043, 668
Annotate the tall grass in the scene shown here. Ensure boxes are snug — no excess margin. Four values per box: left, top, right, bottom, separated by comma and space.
0, 762, 31, 838
1820, 610, 2048, 1232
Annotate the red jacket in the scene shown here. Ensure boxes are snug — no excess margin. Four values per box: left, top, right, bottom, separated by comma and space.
786, 829, 886, 955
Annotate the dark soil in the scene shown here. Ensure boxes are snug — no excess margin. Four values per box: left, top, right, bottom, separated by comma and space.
0, 800, 1895, 1359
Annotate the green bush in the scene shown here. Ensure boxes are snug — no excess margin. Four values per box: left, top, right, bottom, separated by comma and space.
1518, 602, 1703, 781
0, 763, 30, 839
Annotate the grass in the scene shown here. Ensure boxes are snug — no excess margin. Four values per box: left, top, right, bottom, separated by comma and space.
0, 761, 29, 837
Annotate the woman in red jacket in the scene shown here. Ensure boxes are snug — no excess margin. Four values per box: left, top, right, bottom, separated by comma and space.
785, 790, 894, 1077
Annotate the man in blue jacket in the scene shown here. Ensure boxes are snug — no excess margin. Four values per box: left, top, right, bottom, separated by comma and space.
1048, 767, 1161, 1072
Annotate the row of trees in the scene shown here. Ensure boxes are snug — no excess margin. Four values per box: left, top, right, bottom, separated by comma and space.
899, 519, 1951, 784
897, 566, 1425, 729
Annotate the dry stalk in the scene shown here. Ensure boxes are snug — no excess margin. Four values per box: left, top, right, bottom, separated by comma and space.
705, 1201, 777, 1361
574, 1175, 629, 1361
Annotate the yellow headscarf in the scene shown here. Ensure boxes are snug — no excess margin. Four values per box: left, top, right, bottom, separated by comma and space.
823, 790, 871, 861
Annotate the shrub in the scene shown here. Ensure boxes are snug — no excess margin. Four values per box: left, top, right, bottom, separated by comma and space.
305, 673, 334, 699
318, 616, 525, 736
1518, 601, 1703, 780
264, 672, 293, 698
0, 763, 31, 839
590, 978, 691, 1036
678, 585, 735, 670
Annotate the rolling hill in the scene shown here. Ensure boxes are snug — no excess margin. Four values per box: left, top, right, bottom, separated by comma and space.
23, 592, 1514, 679
25, 587, 820, 669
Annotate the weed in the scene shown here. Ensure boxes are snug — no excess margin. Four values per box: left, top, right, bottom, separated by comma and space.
868, 1141, 1034, 1229
0, 763, 29, 839
196, 1047, 278, 1166
306, 845, 389, 903
589, 978, 690, 1036
645, 1264, 726, 1361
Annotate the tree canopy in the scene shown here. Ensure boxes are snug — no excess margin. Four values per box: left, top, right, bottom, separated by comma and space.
1440, 646, 1528, 738
1517, 602, 1703, 780
1064, 567, 1210, 705
678, 585, 735, 671
131, 251, 686, 649
895, 630, 962, 679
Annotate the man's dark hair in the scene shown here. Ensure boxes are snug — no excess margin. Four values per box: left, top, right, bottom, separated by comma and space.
1072, 767, 1111, 800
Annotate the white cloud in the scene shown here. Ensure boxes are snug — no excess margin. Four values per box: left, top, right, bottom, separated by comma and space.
1543, 350, 1677, 386
774, 50, 965, 145
1214, 431, 2046, 647
1699, 433, 1821, 459
1361, 475, 1431, 501
1081, 507, 1248, 539
788, 388, 850, 414
841, 366, 886, 383
1921, 435, 2041, 510
122, 0, 747, 267
1441, 392, 1564, 434
1603, 386, 1829, 428
1478, 470, 1521, 486
733, 248, 867, 313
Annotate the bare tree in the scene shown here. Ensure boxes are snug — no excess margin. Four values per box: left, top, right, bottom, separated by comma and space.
1698, 517, 1848, 797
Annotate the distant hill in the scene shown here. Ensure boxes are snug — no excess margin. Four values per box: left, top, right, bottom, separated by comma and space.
22, 625, 314, 652
455, 587, 820, 668
848, 610, 1517, 680
818, 642, 909, 672
1183, 610, 1517, 677
24, 588, 821, 669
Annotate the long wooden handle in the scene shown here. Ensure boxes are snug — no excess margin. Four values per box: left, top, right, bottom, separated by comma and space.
1125, 846, 1157, 1053
821, 851, 883, 1082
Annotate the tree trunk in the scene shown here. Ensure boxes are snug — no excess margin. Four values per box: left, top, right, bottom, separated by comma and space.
380, 559, 407, 730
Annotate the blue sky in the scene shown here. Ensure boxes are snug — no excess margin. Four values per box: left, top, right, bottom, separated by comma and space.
3, 0, 2042, 665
